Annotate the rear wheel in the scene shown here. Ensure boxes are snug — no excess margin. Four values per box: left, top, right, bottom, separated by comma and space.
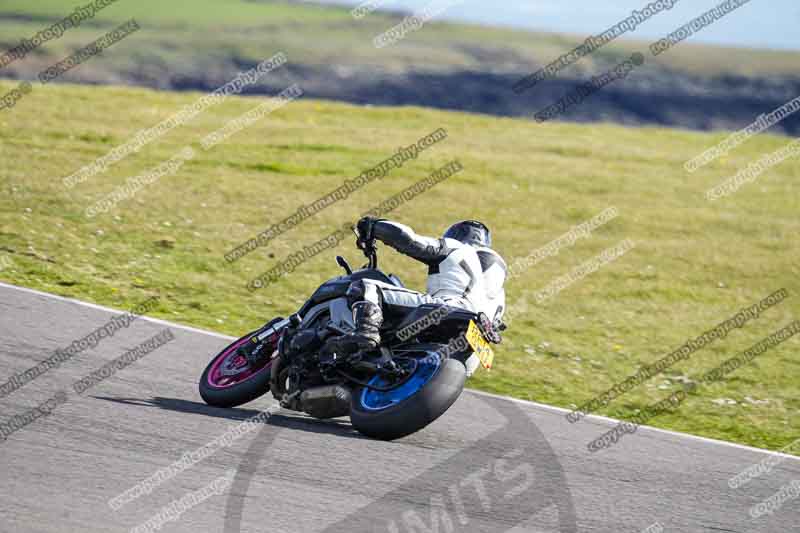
199, 318, 282, 408
350, 349, 466, 440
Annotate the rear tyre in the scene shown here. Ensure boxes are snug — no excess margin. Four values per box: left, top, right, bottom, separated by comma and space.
350, 352, 466, 440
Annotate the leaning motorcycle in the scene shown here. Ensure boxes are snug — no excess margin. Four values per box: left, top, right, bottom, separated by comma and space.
199, 231, 503, 440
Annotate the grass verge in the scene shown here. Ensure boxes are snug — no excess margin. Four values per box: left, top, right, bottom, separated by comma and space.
0, 80, 798, 451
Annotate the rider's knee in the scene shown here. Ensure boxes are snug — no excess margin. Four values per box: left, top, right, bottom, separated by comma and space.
346, 280, 367, 307
347, 279, 383, 308
464, 353, 480, 378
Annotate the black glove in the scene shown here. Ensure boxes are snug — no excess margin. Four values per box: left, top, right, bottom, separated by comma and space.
356, 216, 380, 243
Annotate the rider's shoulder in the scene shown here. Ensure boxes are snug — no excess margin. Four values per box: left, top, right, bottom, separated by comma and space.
441, 239, 482, 264
442, 237, 464, 248
473, 246, 507, 271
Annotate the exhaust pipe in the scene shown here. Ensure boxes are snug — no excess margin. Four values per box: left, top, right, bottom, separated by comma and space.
299, 385, 352, 419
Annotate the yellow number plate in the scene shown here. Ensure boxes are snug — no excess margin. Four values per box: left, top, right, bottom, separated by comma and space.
466, 320, 494, 369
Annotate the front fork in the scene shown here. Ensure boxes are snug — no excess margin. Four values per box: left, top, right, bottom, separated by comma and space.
238, 316, 292, 365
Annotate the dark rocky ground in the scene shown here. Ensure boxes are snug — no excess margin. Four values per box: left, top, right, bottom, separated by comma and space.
171, 62, 800, 135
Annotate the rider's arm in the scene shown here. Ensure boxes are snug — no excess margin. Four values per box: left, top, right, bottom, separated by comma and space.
370, 220, 451, 265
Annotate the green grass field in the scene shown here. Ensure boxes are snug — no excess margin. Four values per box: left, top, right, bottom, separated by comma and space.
0, 79, 798, 452
1, 0, 798, 80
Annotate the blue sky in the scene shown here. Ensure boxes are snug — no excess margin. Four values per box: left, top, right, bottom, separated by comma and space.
317, 0, 798, 51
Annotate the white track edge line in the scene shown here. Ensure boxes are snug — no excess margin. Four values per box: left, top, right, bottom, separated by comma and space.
0, 281, 236, 341
2, 280, 798, 462
466, 389, 800, 462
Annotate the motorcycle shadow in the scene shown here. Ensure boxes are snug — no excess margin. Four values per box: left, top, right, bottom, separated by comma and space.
91, 395, 368, 440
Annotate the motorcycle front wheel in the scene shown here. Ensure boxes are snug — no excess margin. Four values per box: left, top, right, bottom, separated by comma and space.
199, 318, 282, 408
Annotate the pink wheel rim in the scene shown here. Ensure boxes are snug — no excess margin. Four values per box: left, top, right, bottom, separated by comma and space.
206, 335, 275, 389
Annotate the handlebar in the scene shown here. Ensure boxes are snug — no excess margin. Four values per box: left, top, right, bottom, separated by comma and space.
352, 226, 378, 269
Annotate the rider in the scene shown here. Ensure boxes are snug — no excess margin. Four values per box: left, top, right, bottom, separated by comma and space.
327, 217, 507, 372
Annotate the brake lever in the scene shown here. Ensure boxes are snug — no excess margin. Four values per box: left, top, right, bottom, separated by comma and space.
353, 229, 374, 253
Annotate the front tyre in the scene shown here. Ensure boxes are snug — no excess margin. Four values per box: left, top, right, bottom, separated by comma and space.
199, 318, 282, 408
350, 351, 466, 441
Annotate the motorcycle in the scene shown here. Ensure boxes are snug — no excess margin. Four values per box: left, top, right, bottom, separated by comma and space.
199, 231, 503, 440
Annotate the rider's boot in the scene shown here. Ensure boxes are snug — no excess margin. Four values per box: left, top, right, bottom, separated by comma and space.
326, 301, 383, 357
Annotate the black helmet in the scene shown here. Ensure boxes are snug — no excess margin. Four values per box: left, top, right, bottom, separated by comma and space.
443, 220, 491, 247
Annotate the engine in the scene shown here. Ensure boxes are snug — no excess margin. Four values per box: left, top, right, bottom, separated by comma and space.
270, 316, 352, 419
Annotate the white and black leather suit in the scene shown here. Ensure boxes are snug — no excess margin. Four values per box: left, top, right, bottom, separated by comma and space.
353, 220, 506, 317
332, 219, 507, 369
